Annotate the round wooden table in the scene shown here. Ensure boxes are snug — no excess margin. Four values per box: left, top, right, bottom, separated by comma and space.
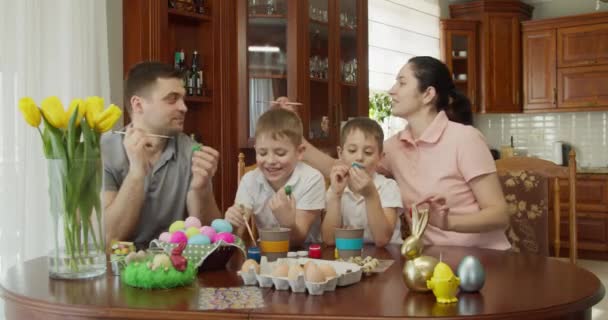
1, 245, 604, 319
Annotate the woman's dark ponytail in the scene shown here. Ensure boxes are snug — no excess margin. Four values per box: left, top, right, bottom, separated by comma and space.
447, 88, 473, 126
408, 56, 473, 126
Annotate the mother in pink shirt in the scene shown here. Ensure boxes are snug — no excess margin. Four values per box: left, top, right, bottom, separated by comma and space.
283, 56, 510, 250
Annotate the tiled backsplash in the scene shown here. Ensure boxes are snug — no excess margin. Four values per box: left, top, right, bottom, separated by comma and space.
475, 111, 608, 168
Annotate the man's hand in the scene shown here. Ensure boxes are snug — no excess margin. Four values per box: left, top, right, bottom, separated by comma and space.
191, 146, 219, 191
123, 127, 153, 177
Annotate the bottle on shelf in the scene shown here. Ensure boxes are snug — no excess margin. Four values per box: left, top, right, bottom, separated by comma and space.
189, 51, 203, 96
193, 0, 205, 14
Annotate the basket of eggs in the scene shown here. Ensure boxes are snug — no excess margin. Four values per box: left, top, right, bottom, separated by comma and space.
151, 217, 246, 271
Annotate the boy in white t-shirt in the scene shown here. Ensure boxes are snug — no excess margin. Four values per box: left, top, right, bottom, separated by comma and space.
322, 118, 403, 246
225, 109, 325, 247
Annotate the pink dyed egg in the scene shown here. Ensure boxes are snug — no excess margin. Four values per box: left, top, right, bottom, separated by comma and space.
184, 216, 202, 229
199, 226, 217, 240
159, 232, 172, 243
213, 232, 235, 244
170, 231, 188, 244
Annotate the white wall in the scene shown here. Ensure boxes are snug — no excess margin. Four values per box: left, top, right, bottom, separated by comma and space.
368, 0, 441, 136
107, 0, 123, 111
368, 0, 441, 92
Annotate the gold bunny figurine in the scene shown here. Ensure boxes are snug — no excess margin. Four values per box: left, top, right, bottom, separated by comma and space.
402, 205, 439, 292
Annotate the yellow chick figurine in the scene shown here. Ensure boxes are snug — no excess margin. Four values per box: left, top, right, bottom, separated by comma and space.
426, 261, 460, 304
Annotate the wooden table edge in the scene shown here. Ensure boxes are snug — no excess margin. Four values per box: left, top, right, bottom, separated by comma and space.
0, 283, 250, 320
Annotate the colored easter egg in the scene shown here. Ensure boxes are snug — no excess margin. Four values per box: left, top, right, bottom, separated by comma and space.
188, 234, 211, 245
200, 226, 217, 239
184, 216, 202, 229
211, 219, 233, 233
169, 220, 185, 233
185, 227, 200, 238
159, 232, 172, 243
213, 232, 235, 244
170, 231, 188, 244
456, 256, 485, 292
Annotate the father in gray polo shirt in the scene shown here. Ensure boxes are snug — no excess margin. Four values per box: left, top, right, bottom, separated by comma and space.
102, 61, 221, 249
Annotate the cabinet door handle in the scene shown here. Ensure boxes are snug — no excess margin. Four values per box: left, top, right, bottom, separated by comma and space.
553, 88, 557, 105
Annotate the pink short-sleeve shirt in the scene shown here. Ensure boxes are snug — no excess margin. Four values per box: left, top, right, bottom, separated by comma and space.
379, 111, 510, 250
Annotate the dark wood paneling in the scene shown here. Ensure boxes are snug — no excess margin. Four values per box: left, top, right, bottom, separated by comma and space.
523, 29, 556, 111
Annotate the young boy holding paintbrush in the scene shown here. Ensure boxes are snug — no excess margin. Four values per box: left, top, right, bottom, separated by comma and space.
225, 108, 326, 247
322, 118, 404, 247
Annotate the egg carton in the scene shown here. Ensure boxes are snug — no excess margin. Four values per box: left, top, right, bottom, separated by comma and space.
237, 256, 362, 295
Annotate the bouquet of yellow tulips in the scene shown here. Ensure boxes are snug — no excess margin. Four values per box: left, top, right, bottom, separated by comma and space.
18, 96, 122, 279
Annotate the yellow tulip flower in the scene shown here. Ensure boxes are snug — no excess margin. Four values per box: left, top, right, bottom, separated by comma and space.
94, 104, 123, 133
67, 98, 86, 126
18, 97, 42, 127
84, 96, 104, 129
41, 96, 68, 129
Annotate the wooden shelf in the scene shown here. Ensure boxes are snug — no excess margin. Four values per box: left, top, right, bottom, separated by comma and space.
249, 13, 286, 19
249, 73, 287, 79
168, 8, 211, 21
310, 19, 329, 26
185, 95, 212, 103
341, 81, 358, 87
340, 26, 357, 32
310, 77, 329, 83
454, 80, 468, 84
452, 56, 468, 60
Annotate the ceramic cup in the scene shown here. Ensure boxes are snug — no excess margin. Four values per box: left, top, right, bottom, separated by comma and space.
335, 227, 364, 259
259, 227, 290, 261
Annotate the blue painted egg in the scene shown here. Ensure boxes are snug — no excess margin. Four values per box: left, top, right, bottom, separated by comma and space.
456, 255, 485, 292
188, 234, 211, 245
211, 219, 233, 233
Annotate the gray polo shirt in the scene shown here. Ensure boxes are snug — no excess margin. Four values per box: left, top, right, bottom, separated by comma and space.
101, 132, 195, 248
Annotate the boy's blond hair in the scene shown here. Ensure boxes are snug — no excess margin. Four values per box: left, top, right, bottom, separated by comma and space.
255, 108, 303, 146
340, 117, 384, 152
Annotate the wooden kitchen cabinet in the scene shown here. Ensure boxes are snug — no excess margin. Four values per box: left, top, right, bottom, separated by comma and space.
523, 11, 608, 112
443, 0, 533, 113
549, 174, 608, 260
523, 29, 556, 111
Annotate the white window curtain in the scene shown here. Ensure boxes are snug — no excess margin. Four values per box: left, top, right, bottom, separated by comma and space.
0, 0, 111, 300
368, 0, 440, 137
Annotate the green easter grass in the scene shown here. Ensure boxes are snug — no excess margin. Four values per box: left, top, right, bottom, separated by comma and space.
122, 259, 197, 289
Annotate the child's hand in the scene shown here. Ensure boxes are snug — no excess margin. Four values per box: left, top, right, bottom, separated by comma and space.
348, 167, 375, 198
417, 195, 450, 230
225, 204, 250, 228
329, 164, 350, 196
269, 188, 296, 225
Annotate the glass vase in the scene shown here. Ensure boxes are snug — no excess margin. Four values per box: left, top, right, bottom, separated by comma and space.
47, 158, 106, 279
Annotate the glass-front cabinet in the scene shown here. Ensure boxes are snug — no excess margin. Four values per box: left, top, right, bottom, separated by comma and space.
440, 19, 479, 112
238, 0, 368, 152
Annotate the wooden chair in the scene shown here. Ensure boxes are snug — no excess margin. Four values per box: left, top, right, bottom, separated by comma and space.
495, 150, 577, 264
237, 153, 259, 245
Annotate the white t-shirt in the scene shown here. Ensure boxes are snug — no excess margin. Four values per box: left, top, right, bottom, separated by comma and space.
235, 162, 326, 243
339, 174, 404, 244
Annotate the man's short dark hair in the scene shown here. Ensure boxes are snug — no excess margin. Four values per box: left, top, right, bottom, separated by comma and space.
124, 61, 182, 114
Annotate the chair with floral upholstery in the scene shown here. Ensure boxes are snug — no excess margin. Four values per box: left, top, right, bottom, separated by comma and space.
496, 150, 577, 264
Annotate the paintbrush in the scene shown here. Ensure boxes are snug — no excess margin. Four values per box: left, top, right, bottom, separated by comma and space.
111, 130, 172, 139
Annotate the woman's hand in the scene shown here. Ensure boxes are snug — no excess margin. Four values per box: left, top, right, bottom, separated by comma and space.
418, 195, 450, 230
